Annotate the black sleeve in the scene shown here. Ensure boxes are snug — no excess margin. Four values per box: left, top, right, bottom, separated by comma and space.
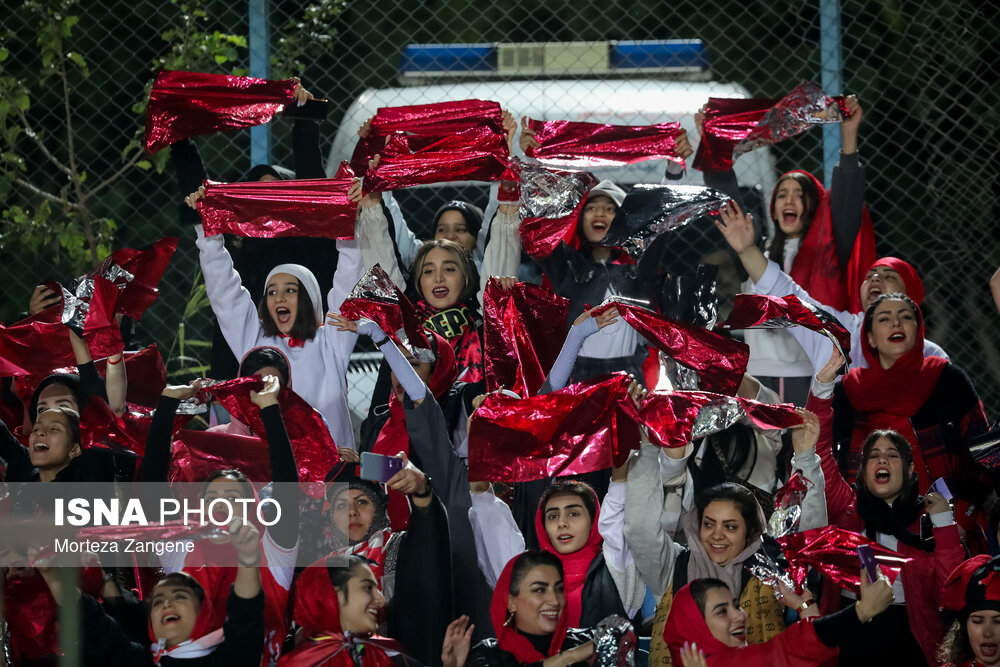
292, 119, 325, 179
703, 168, 745, 210
79, 593, 152, 666
537, 242, 574, 288
170, 138, 207, 226
388, 493, 453, 667
812, 604, 865, 648
260, 403, 299, 549
211, 588, 266, 667
77, 361, 108, 404
0, 417, 34, 482
137, 395, 179, 483
828, 152, 866, 265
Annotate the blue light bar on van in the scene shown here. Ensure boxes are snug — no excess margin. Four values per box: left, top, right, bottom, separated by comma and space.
612, 40, 708, 72
400, 43, 495, 76
398, 40, 708, 80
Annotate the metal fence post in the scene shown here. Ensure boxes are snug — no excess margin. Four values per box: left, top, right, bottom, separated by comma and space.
820, 0, 842, 188
249, 0, 271, 167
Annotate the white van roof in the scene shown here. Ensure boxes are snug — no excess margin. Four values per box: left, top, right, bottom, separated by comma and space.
326, 78, 774, 196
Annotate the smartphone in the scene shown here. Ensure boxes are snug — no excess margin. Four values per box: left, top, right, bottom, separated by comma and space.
359, 452, 404, 483
857, 544, 878, 584
929, 477, 953, 501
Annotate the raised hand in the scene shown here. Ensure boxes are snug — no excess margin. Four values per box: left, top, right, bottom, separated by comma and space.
816, 347, 846, 384
441, 615, 475, 667
790, 408, 820, 455
29, 285, 61, 315
519, 116, 539, 154
250, 374, 281, 408
714, 200, 755, 254
184, 185, 207, 210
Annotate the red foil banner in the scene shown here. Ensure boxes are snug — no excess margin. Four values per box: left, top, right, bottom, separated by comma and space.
518, 160, 599, 259
720, 293, 853, 367
97, 344, 167, 408
693, 81, 847, 172
340, 264, 434, 363
0, 306, 75, 377
144, 70, 296, 154
468, 373, 641, 482
774, 471, 811, 510
634, 389, 801, 449
198, 164, 357, 241
169, 429, 270, 484
592, 300, 749, 395
526, 117, 686, 167
482, 279, 570, 397
777, 525, 911, 593
362, 126, 513, 194
87, 236, 179, 320
196, 376, 340, 486
80, 275, 124, 357
79, 395, 147, 456
351, 98, 503, 175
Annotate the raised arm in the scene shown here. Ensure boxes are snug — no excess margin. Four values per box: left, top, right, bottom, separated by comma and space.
350, 164, 407, 292
829, 96, 865, 265
290, 80, 325, 179
190, 189, 261, 357
787, 407, 830, 532
476, 111, 522, 306
468, 482, 526, 587
138, 383, 198, 482
251, 376, 299, 550
804, 351, 855, 526
538, 308, 618, 394
622, 431, 686, 599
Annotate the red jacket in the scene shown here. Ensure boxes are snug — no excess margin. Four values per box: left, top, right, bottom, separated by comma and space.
808, 392, 965, 665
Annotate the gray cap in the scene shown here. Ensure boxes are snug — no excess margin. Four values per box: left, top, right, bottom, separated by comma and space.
587, 179, 627, 207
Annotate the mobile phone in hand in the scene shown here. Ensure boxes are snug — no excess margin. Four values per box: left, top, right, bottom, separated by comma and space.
857, 544, 878, 584
929, 477, 953, 501
359, 452, 405, 483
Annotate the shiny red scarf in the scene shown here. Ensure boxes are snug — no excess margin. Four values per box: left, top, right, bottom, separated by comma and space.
278, 559, 406, 667
842, 301, 947, 483
492, 554, 572, 663
533, 488, 603, 628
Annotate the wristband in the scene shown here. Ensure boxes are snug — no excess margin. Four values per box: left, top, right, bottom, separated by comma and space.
411, 476, 433, 498
107, 355, 124, 366
239, 557, 262, 568
374, 336, 392, 348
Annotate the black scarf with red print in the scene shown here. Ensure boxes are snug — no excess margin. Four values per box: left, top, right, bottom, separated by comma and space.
415, 299, 483, 383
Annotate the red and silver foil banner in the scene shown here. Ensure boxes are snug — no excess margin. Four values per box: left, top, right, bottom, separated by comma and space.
592, 299, 749, 395
198, 163, 357, 241
633, 389, 801, 449
592, 615, 638, 667
0, 307, 75, 377
598, 184, 731, 260
518, 160, 599, 258
482, 279, 569, 397
88, 236, 179, 320
468, 373, 641, 482
144, 70, 296, 154
719, 293, 853, 367
777, 525, 911, 593
362, 126, 514, 194
351, 98, 503, 175
693, 81, 848, 172
340, 264, 434, 363
195, 376, 340, 488
526, 117, 686, 167
58, 275, 123, 359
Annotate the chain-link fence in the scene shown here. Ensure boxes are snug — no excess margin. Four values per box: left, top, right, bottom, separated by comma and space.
2, 0, 999, 428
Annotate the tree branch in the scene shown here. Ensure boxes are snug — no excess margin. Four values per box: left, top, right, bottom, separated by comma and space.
80, 148, 143, 202
14, 177, 79, 209
17, 109, 73, 177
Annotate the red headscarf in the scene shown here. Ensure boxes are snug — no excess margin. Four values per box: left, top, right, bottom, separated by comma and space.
372, 329, 457, 530
147, 575, 222, 663
492, 553, 572, 663
842, 297, 948, 484
533, 487, 603, 628
663, 581, 838, 667
278, 558, 407, 667
775, 170, 876, 314
941, 555, 1000, 615
867, 257, 925, 305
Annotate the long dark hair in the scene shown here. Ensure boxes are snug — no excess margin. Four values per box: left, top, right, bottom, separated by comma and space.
257, 278, 318, 341
688, 426, 758, 497
768, 172, 820, 269
937, 619, 973, 666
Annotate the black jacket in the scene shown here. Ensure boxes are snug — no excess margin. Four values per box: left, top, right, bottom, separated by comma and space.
468, 628, 595, 667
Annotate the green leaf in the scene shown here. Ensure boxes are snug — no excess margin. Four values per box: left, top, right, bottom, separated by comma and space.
136, 160, 152, 170
15, 93, 29, 110
213, 53, 227, 65
67, 51, 85, 68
